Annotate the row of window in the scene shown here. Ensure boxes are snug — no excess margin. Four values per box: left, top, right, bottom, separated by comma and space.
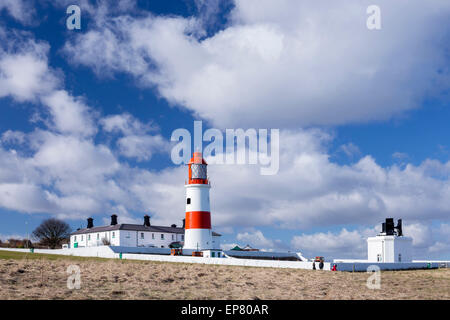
73, 232, 184, 242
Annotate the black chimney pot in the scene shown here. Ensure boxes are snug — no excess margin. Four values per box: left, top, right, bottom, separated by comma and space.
385, 218, 395, 235
396, 219, 403, 236
111, 214, 118, 226
144, 215, 151, 227
87, 217, 94, 229
171, 224, 177, 228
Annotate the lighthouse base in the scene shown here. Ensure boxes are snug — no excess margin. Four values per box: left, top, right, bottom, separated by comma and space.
184, 229, 213, 250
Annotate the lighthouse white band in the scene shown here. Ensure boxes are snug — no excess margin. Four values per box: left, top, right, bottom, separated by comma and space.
185, 184, 211, 212
184, 229, 213, 250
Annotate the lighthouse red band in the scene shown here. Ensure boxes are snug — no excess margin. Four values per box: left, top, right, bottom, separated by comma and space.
185, 211, 211, 229
183, 152, 213, 250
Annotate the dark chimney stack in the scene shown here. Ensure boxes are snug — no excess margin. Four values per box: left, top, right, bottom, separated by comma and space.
144, 215, 151, 227
171, 224, 176, 228
182, 219, 185, 229
87, 217, 94, 229
395, 219, 403, 236
111, 214, 118, 226
385, 218, 395, 235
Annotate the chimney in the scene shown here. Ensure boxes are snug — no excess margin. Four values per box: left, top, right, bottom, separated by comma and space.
87, 217, 94, 229
182, 219, 185, 228
144, 215, 151, 227
171, 224, 177, 228
396, 219, 403, 236
111, 214, 118, 226
385, 218, 395, 235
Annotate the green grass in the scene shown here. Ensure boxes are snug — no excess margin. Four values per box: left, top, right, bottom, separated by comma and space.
0, 249, 117, 263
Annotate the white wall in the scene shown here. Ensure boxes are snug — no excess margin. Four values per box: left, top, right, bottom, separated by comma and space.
2, 247, 439, 272
212, 235, 220, 250
185, 183, 211, 212
368, 236, 413, 263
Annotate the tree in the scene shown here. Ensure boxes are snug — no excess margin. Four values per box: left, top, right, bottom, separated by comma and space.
32, 218, 71, 249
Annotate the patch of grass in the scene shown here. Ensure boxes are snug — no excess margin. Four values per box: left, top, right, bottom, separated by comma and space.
0, 250, 111, 262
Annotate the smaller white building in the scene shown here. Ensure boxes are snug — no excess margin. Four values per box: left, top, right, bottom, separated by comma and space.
367, 218, 413, 263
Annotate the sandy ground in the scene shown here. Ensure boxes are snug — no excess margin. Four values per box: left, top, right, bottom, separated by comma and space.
0, 251, 449, 300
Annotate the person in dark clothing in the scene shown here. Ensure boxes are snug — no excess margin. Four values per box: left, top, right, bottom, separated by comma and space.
312, 262, 316, 270
319, 260, 324, 270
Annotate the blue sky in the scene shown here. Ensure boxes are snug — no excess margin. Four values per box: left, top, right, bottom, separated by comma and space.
0, 0, 449, 260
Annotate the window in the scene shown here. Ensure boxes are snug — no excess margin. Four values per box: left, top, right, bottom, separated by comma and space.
181, 235, 184, 241
74, 236, 77, 242
377, 254, 382, 262
152, 233, 155, 239
88, 235, 91, 241
398, 254, 402, 262
97, 233, 99, 240
211, 252, 215, 258
187, 198, 191, 204
161, 234, 164, 240
126, 232, 131, 239
141, 233, 144, 239
81, 235, 83, 241
112, 232, 115, 239
172, 234, 174, 241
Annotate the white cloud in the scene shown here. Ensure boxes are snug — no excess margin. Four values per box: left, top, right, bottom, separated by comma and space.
0, 233, 26, 241
0, 40, 59, 102
236, 229, 286, 251
40, 90, 97, 137
117, 134, 167, 161
291, 228, 370, 259
1, 130, 26, 145
63, 0, 450, 128
101, 113, 155, 136
101, 113, 169, 161
0, 0, 35, 24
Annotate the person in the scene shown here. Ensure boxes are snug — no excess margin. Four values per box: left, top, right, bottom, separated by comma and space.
331, 264, 337, 271
319, 260, 324, 270
312, 262, 316, 270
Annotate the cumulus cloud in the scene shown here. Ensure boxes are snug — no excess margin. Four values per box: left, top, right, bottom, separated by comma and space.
63, 0, 450, 128
101, 113, 169, 161
0, 0, 35, 24
291, 228, 371, 259
0, 30, 171, 220
236, 229, 287, 251
40, 90, 97, 137
0, 37, 59, 102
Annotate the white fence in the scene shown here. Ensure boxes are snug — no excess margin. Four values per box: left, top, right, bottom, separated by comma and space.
0, 247, 331, 270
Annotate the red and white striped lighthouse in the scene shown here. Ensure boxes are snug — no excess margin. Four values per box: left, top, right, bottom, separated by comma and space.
183, 151, 213, 250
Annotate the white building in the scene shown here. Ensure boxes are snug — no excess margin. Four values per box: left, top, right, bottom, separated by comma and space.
367, 218, 413, 263
70, 215, 221, 249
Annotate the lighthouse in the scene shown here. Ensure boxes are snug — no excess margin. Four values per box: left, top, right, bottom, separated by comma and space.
183, 151, 213, 251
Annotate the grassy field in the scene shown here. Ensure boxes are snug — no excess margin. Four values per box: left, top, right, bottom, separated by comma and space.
0, 250, 449, 300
